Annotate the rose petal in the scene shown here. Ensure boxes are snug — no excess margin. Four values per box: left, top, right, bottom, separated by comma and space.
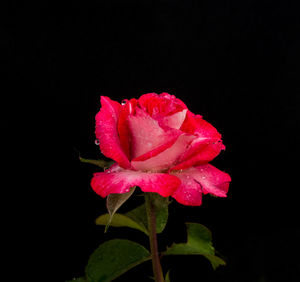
171, 171, 203, 206
171, 139, 224, 171
132, 133, 195, 172
131, 137, 179, 162
95, 96, 131, 169
194, 116, 222, 138
91, 165, 181, 198
117, 99, 138, 159
172, 117, 224, 170
128, 107, 180, 159
161, 109, 187, 129
192, 164, 231, 197
138, 92, 187, 117
173, 164, 231, 198
180, 111, 203, 134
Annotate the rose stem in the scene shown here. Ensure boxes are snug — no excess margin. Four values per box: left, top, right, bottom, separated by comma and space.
145, 193, 165, 282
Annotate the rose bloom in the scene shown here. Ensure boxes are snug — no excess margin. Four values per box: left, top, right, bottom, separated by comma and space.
91, 93, 231, 206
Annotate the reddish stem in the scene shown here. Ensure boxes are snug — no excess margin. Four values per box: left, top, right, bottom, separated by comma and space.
145, 193, 165, 282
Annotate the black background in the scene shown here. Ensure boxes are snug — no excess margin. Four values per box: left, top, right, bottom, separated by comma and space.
2, 0, 300, 281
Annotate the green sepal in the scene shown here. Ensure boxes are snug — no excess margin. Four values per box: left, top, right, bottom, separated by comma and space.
96, 193, 169, 234
165, 270, 171, 282
79, 156, 113, 169
85, 239, 151, 282
105, 187, 136, 232
163, 223, 226, 269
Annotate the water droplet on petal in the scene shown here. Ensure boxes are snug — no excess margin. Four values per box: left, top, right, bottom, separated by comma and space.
95, 139, 100, 145
121, 99, 127, 105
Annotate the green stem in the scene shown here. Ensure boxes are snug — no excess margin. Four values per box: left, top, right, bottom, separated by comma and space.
145, 193, 165, 282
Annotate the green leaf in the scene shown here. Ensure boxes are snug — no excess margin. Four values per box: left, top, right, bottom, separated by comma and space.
96, 193, 169, 234
147, 193, 169, 234
124, 193, 169, 234
95, 204, 148, 235
163, 223, 226, 269
202, 254, 227, 270
66, 278, 86, 282
105, 187, 136, 232
125, 204, 149, 232
95, 213, 148, 235
85, 239, 151, 282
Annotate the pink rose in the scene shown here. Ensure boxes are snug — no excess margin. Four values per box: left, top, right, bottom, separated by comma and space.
91, 93, 231, 206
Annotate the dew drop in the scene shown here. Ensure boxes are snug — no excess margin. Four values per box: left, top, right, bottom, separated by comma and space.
95, 139, 100, 145
121, 99, 127, 105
